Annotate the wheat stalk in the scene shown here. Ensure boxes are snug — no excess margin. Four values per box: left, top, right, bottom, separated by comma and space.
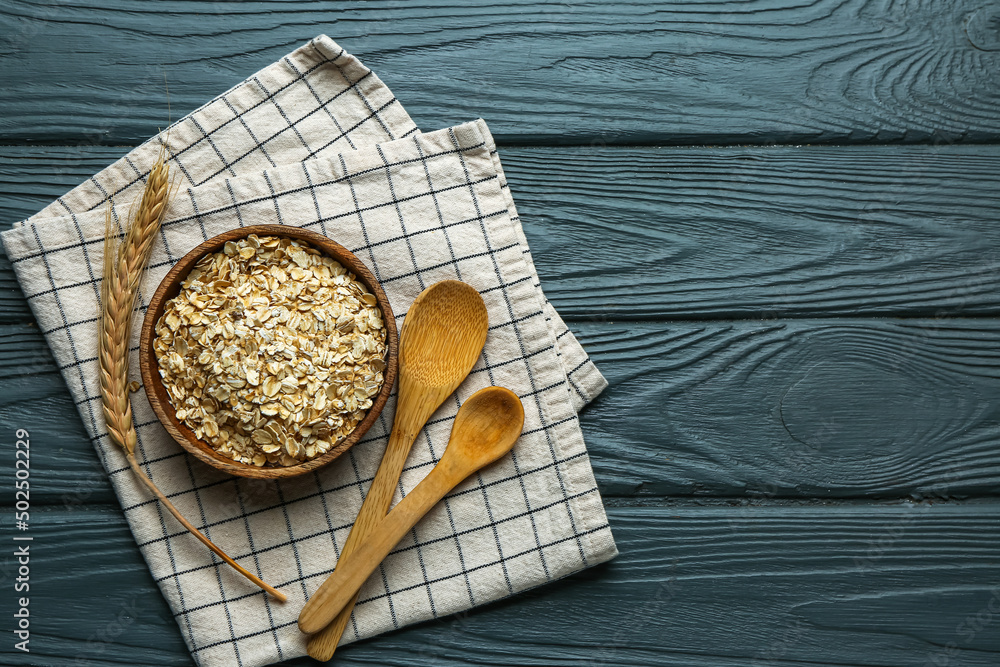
98, 148, 287, 603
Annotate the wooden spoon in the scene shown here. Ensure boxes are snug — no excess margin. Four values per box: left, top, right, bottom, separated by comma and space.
298, 386, 524, 634
302, 280, 488, 659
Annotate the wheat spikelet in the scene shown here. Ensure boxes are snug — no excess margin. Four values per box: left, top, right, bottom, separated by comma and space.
99, 148, 287, 602
99, 152, 169, 456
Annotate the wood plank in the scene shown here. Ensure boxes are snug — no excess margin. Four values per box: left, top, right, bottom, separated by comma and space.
2, 502, 997, 666
574, 319, 1000, 499
5, 317, 1000, 505
1, 0, 998, 145
514, 144, 1000, 318
4, 144, 1000, 322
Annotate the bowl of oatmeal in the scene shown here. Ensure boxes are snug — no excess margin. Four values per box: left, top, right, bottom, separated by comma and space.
138, 225, 398, 479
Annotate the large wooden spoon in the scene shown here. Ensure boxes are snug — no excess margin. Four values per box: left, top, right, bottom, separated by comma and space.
298, 386, 524, 634
302, 280, 488, 659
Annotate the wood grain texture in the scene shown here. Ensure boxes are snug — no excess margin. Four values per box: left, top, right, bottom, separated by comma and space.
5, 144, 1000, 321
2, 503, 997, 666
2, 3, 997, 665
6, 317, 1000, 505
574, 319, 1000, 499
1, 0, 998, 145
511, 144, 1000, 319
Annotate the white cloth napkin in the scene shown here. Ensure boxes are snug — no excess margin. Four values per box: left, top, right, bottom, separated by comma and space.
1, 36, 616, 667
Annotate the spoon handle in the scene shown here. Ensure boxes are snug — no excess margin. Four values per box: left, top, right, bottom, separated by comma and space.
300, 391, 427, 644
301, 373, 460, 652
298, 460, 463, 634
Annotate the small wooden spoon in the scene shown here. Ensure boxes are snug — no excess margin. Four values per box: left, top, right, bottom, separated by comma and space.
298, 386, 524, 634
302, 280, 489, 659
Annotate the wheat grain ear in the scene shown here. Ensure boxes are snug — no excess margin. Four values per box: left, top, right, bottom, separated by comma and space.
98, 149, 286, 602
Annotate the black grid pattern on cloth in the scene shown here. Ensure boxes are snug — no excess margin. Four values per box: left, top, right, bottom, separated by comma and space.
1, 43, 614, 667
484, 146, 601, 412
12, 143, 493, 268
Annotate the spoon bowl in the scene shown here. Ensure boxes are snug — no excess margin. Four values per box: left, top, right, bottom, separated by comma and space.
444, 385, 525, 472
399, 280, 490, 388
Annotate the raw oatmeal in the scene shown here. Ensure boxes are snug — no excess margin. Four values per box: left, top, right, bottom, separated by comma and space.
153, 234, 386, 467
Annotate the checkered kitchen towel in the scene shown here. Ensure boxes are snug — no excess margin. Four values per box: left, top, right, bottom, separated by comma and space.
1, 37, 616, 667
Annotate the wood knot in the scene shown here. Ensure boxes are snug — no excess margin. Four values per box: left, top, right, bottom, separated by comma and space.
966, 6, 1000, 51
778, 359, 946, 460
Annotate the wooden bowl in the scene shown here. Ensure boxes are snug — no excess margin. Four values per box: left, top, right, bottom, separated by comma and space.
139, 225, 398, 479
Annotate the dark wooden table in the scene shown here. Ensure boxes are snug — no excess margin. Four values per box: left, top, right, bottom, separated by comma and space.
2, 2, 999, 665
